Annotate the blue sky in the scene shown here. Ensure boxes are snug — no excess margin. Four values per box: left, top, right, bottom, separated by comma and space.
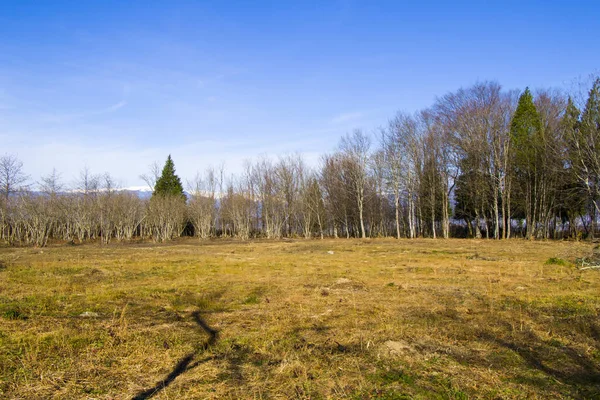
1, 0, 599, 188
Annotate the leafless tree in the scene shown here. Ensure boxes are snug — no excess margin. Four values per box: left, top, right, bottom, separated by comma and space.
0, 154, 29, 201
188, 167, 219, 239
221, 179, 255, 240
565, 78, 600, 237
71, 167, 101, 242
113, 192, 145, 241
338, 129, 371, 239
140, 161, 161, 192
145, 195, 187, 242
301, 173, 325, 239
382, 112, 422, 238
435, 82, 513, 239
252, 158, 284, 238
0, 155, 29, 242
534, 89, 567, 238
275, 155, 304, 237
320, 154, 347, 238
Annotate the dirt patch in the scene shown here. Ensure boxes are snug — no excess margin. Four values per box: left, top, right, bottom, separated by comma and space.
383, 340, 417, 356
331, 277, 367, 291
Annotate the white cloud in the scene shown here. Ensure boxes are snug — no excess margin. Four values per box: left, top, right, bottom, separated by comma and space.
330, 111, 364, 124
103, 100, 126, 113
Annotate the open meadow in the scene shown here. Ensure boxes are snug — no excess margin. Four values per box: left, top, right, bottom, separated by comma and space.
0, 239, 599, 399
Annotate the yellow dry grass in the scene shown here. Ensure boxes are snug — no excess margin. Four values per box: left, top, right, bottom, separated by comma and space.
0, 238, 598, 399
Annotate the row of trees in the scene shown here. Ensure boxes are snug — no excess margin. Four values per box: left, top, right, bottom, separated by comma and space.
2, 78, 600, 245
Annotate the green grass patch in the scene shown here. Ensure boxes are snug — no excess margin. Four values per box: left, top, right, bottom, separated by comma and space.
544, 257, 568, 266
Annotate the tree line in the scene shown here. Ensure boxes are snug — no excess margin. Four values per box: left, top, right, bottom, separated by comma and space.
1, 78, 600, 246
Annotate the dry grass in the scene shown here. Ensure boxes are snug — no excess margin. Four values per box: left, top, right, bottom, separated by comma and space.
0, 238, 599, 399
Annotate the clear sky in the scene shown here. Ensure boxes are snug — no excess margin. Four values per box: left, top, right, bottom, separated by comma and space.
1, 0, 599, 188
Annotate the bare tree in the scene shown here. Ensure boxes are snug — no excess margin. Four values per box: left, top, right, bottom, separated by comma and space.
98, 173, 117, 244
0, 155, 29, 242
301, 173, 326, 239
188, 167, 219, 239
140, 161, 161, 192
382, 112, 422, 238
14, 194, 52, 247
39, 168, 64, 195
113, 192, 145, 241
0, 154, 29, 201
435, 82, 513, 239
251, 158, 284, 238
565, 78, 600, 233
71, 167, 101, 242
221, 177, 255, 240
339, 130, 371, 239
320, 154, 347, 238
275, 155, 304, 237
145, 195, 187, 242
534, 88, 568, 238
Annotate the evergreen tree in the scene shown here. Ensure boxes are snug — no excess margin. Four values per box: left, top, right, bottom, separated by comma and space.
511, 88, 543, 168
581, 78, 600, 140
153, 155, 186, 199
562, 97, 581, 137
510, 88, 543, 238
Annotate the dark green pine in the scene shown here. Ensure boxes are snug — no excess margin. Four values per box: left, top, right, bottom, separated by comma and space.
153, 155, 186, 199
581, 78, 600, 135
510, 87, 543, 171
510, 87, 542, 144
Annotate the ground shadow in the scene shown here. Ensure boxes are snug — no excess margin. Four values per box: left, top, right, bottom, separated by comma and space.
450, 318, 600, 398
487, 332, 600, 390
132, 311, 218, 400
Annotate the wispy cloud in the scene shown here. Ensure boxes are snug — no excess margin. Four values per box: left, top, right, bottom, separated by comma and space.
330, 111, 363, 124
103, 100, 127, 113
38, 98, 127, 124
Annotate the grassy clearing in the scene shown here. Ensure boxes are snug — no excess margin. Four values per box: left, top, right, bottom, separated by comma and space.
0, 238, 599, 399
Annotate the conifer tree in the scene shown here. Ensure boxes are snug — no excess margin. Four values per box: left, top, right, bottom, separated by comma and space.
510, 88, 543, 238
153, 155, 185, 199
581, 78, 600, 140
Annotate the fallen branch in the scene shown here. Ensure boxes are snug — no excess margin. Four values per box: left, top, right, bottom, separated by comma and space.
579, 265, 600, 270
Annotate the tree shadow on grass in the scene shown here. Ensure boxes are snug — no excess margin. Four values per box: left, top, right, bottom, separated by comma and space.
451, 316, 600, 398
485, 331, 600, 393
132, 311, 218, 400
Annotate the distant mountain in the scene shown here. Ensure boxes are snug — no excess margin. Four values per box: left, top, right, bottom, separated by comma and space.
25, 186, 200, 200
120, 186, 154, 199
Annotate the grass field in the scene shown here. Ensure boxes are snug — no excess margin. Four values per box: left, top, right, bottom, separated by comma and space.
1, 238, 599, 399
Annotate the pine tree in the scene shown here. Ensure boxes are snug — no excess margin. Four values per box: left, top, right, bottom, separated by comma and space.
581, 78, 600, 139
510, 87, 543, 238
153, 155, 186, 199
511, 88, 543, 164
